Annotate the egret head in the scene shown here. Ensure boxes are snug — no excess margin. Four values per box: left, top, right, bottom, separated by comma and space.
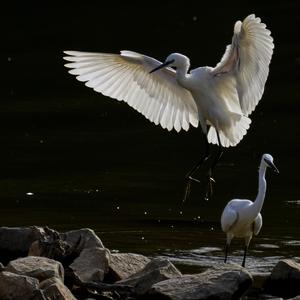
149, 53, 190, 73
262, 153, 279, 173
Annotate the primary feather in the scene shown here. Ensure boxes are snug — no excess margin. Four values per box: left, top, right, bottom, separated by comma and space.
64, 50, 199, 133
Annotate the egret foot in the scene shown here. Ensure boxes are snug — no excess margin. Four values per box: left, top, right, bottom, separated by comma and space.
204, 170, 215, 201
183, 176, 201, 202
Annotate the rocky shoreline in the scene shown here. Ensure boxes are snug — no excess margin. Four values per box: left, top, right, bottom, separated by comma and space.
0, 226, 299, 300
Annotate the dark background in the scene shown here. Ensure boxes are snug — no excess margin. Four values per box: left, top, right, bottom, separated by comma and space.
0, 0, 299, 240
3, 1, 299, 95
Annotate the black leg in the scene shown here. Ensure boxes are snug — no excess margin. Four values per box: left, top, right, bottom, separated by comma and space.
242, 245, 248, 267
210, 130, 223, 172
183, 135, 210, 202
205, 130, 223, 200
224, 243, 229, 263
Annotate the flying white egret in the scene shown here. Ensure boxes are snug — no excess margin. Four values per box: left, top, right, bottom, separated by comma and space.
221, 153, 279, 267
63, 14, 274, 200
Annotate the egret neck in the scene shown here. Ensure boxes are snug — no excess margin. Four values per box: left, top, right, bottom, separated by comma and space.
251, 162, 267, 218
175, 55, 190, 87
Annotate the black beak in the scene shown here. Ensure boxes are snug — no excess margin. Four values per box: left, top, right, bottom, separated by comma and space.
149, 59, 174, 74
271, 162, 279, 174
264, 158, 279, 174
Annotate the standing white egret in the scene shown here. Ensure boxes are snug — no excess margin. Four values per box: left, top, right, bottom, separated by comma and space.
221, 153, 279, 267
63, 14, 274, 200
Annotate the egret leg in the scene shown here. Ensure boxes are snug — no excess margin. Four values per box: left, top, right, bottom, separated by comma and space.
205, 130, 223, 200
183, 135, 210, 202
211, 130, 223, 172
224, 243, 229, 263
242, 245, 248, 267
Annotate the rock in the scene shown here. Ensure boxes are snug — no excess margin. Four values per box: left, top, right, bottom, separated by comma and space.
144, 264, 253, 300
29, 227, 82, 266
118, 257, 182, 295
29, 240, 43, 257
264, 259, 300, 298
251, 272, 271, 290
40, 277, 77, 300
39, 277, 76, 300
39, 276, 63, 289
72, 281, 136, 300
31, 289, 47, 300
28, 227, 74, 262
106, 252, 151, 282
0, 271, 40, 300
246, 272, 271, 298
6, 256, 64, 282
61, 228, 104, 251
70, 247, 110, 283
0, 226, 45, 263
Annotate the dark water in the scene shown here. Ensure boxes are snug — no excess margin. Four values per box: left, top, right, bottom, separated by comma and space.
2, 1, 300, 272
0, 92, 299, 272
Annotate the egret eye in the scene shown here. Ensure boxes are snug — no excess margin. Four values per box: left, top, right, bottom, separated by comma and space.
263, 158, 272, 168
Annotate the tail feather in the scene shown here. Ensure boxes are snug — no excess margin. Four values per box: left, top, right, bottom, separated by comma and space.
208, 114, 251, 147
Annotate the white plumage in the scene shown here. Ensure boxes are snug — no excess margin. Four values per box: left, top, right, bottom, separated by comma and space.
63, 14, 274, 148
221, 153, 279, 267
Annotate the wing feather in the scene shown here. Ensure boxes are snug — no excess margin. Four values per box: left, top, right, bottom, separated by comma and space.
221, 206, 238, 233
212, 14, 274, 116
64, 50, 199, 132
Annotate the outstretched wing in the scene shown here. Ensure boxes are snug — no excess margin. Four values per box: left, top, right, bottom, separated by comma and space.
64, 50, 198, 132
212, 14, 274, 116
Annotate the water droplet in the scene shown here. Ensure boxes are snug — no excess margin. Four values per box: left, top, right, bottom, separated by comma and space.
39, 140, 44, 144
197, 216, 201, 219
26, 192, 34, 196
8, 57, 12, 62
179, 211, 183, 215
116, 206, 120, 210
141, 236, 145, 240
144, 211, 148, 215
192, 16, 198, 21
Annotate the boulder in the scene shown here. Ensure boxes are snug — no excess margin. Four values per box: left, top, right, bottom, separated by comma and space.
118, 257, 182, 295
61, 228, 104, 251
28, 240, 43, 257
245, 272, 271, 298
144, 264, 253, 300
70, 247, 110, 283
6, 256, 64, 282
264, 259, 300, 297
39, 277, 77, 300
0, 226, 45, 263
0, 271, 39, 300
106, 252, 151, 282
28, 227, 74, 263
251, 272, 271, 290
